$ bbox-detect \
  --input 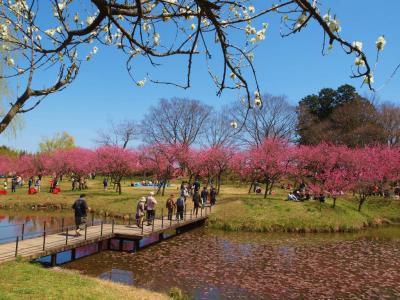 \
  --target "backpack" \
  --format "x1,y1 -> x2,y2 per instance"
176,197 -> 184,208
